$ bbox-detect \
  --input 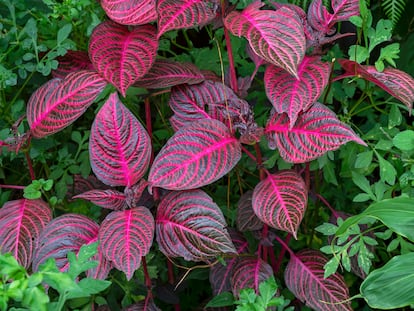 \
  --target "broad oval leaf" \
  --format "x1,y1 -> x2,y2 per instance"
27,70 -> 107,138
90,92 -> 151,187
101,0 -> 157,26
89,21 -> 158,96
0,199 -> 52,268
230,257 -> 273,298
73,189 -> 128,211
148,119 -> 241,191
156,189 -> 236,261
224,3 -> 305,77
252,170 -> 307,238
265,102 -> 366,163
236,190 -> 263,232
134,59 -> 205,89
157,0 -> 218,38
265,56 -> 331,127
284,249 -> 352,311
32,214 -> 111,279
52,50 -> 94,79
99,206 -> 154,280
